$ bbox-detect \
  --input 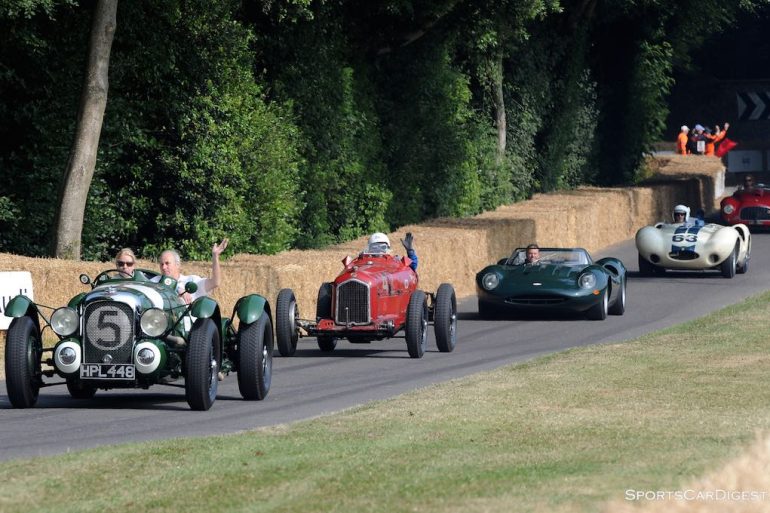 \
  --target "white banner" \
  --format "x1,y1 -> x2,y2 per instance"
1,272 -> 34,330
